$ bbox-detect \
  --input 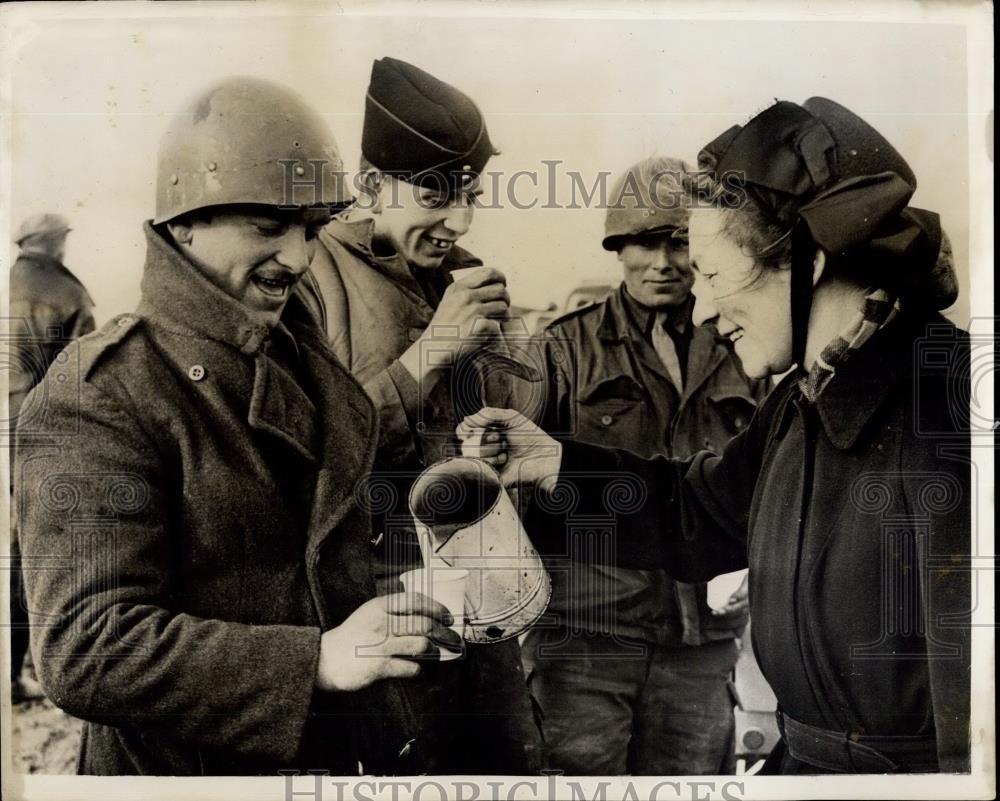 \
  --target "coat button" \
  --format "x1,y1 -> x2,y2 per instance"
188,365 -> 206,381
117,316 -> 132,327
600,414 -> 613,426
